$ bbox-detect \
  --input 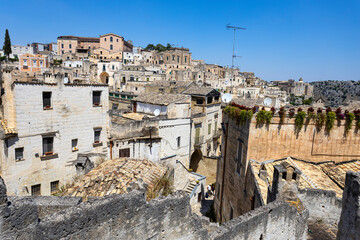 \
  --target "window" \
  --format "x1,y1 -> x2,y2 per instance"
100,51 -> 102,55
93,91 -> 101,106
119,148 -> 130,157
110,36 -> 113,42
177,137 -> 181,148
116,38 -> 119,42
94,129 -> 101,143
39,60 -> 43,67
112,65 -> 114,70
69,50 -> 72,53
23,59 -> 27,66
15,147 -> 24,160
185,56 -> 187,63
31,184 -> 41,196
207,97 -> 213,104
166,56 -> 169,61
43,92 -> 52,109
43,136 -> 54,155
196,98 -> 204,105
236,141 -> 243,174
110,44 -> 113,50
102,65 -> 106,71
208,123 -> 212,135
146,77 -> 150,82
172,55 -> 175,61
61,50 -> 64,54
50,181 -> 59,194
33,60 -> 36,65
71,139 -> 78,151
177,56 -> 180,63
104,38 -> 106,41
61,44 -> 64,48
69,44 -> 72,49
